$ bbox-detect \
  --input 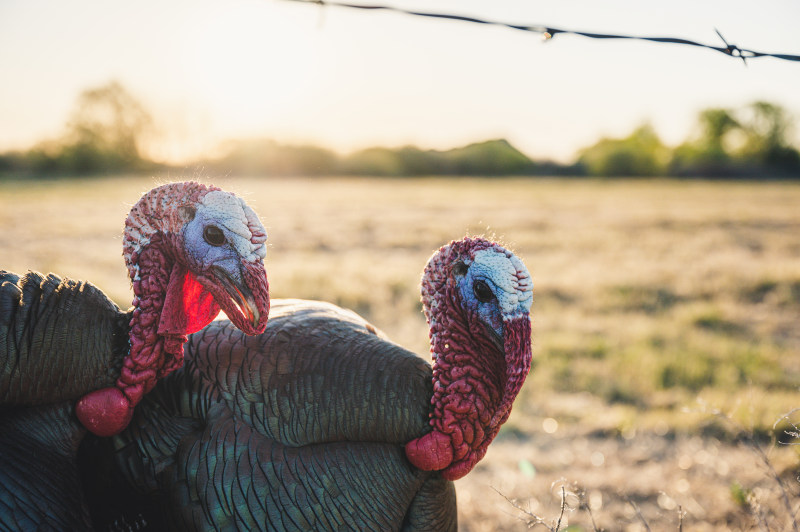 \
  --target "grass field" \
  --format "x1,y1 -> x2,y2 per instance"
1,175 -> 799,530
